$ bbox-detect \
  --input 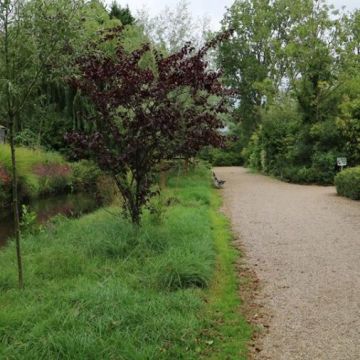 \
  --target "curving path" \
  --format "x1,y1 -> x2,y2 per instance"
215,167 -> 360,360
